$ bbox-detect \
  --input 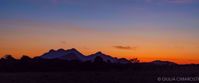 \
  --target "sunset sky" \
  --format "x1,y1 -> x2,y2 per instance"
0,0 -> 199,64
